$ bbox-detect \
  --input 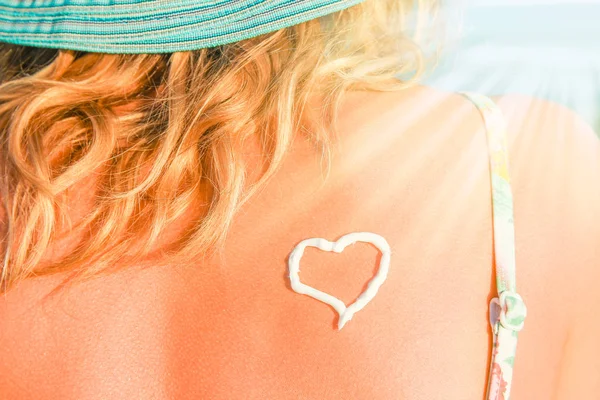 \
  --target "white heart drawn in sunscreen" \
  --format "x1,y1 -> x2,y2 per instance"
288,232 -> 391,330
